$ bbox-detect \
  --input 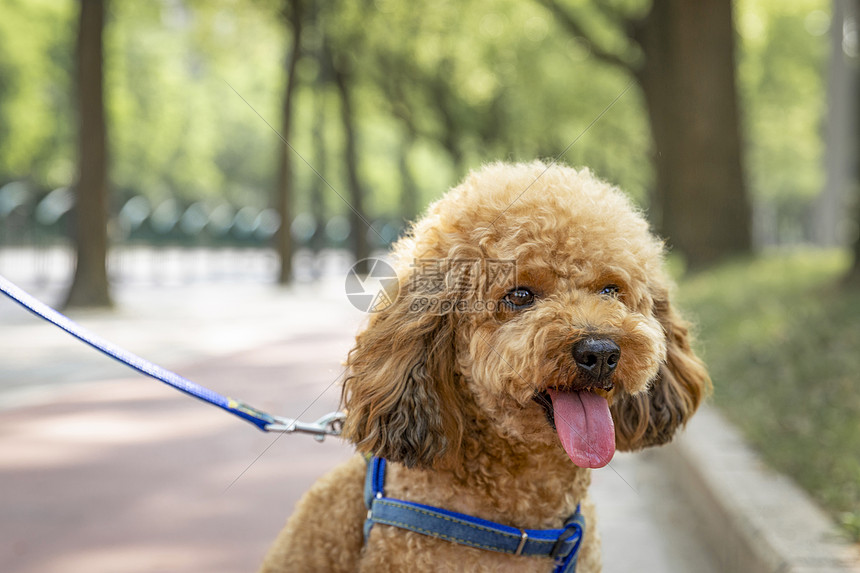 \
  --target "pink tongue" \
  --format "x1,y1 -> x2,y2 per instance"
547,389 -> 615,469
